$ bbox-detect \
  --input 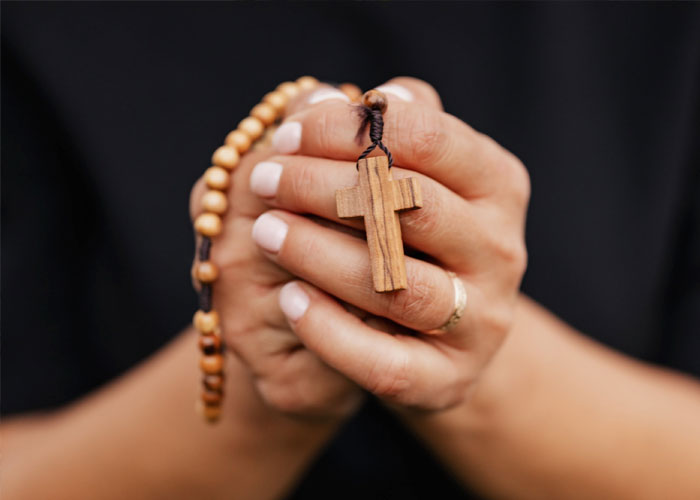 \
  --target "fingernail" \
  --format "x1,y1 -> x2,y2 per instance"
272,122 -> 302,154
375,84 -> 414,102
279,282 -> 309,321
252,213 -> 288,253
308,88 -> 350,105
250,161 -> 283,197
